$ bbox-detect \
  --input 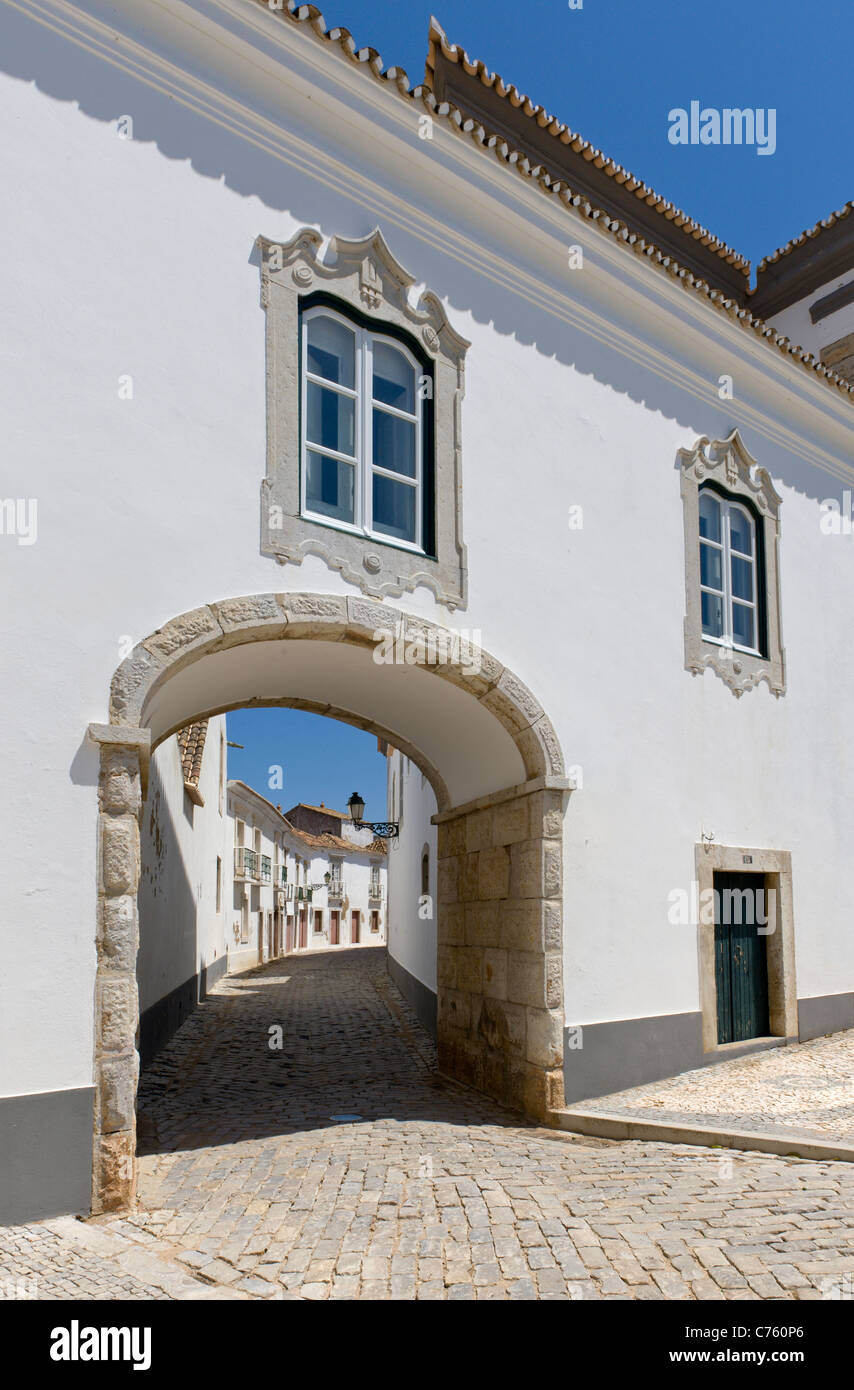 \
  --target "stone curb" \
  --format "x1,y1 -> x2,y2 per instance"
548,1109 -> 854,1164
41,1216 -> 253,1299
